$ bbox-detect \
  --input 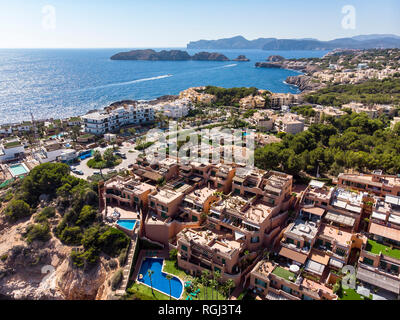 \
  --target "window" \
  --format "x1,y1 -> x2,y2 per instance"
192,216 -> 198,222
335,247 -> 346,257
222,258 -> 226,265
255,278 -> 267,288
363,257 -> 374,266
134,196 -> 139,203
150,201 -> 155,208
286,238 -> 294,245
251,236 -> 260,243
181,245 -> 188,251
